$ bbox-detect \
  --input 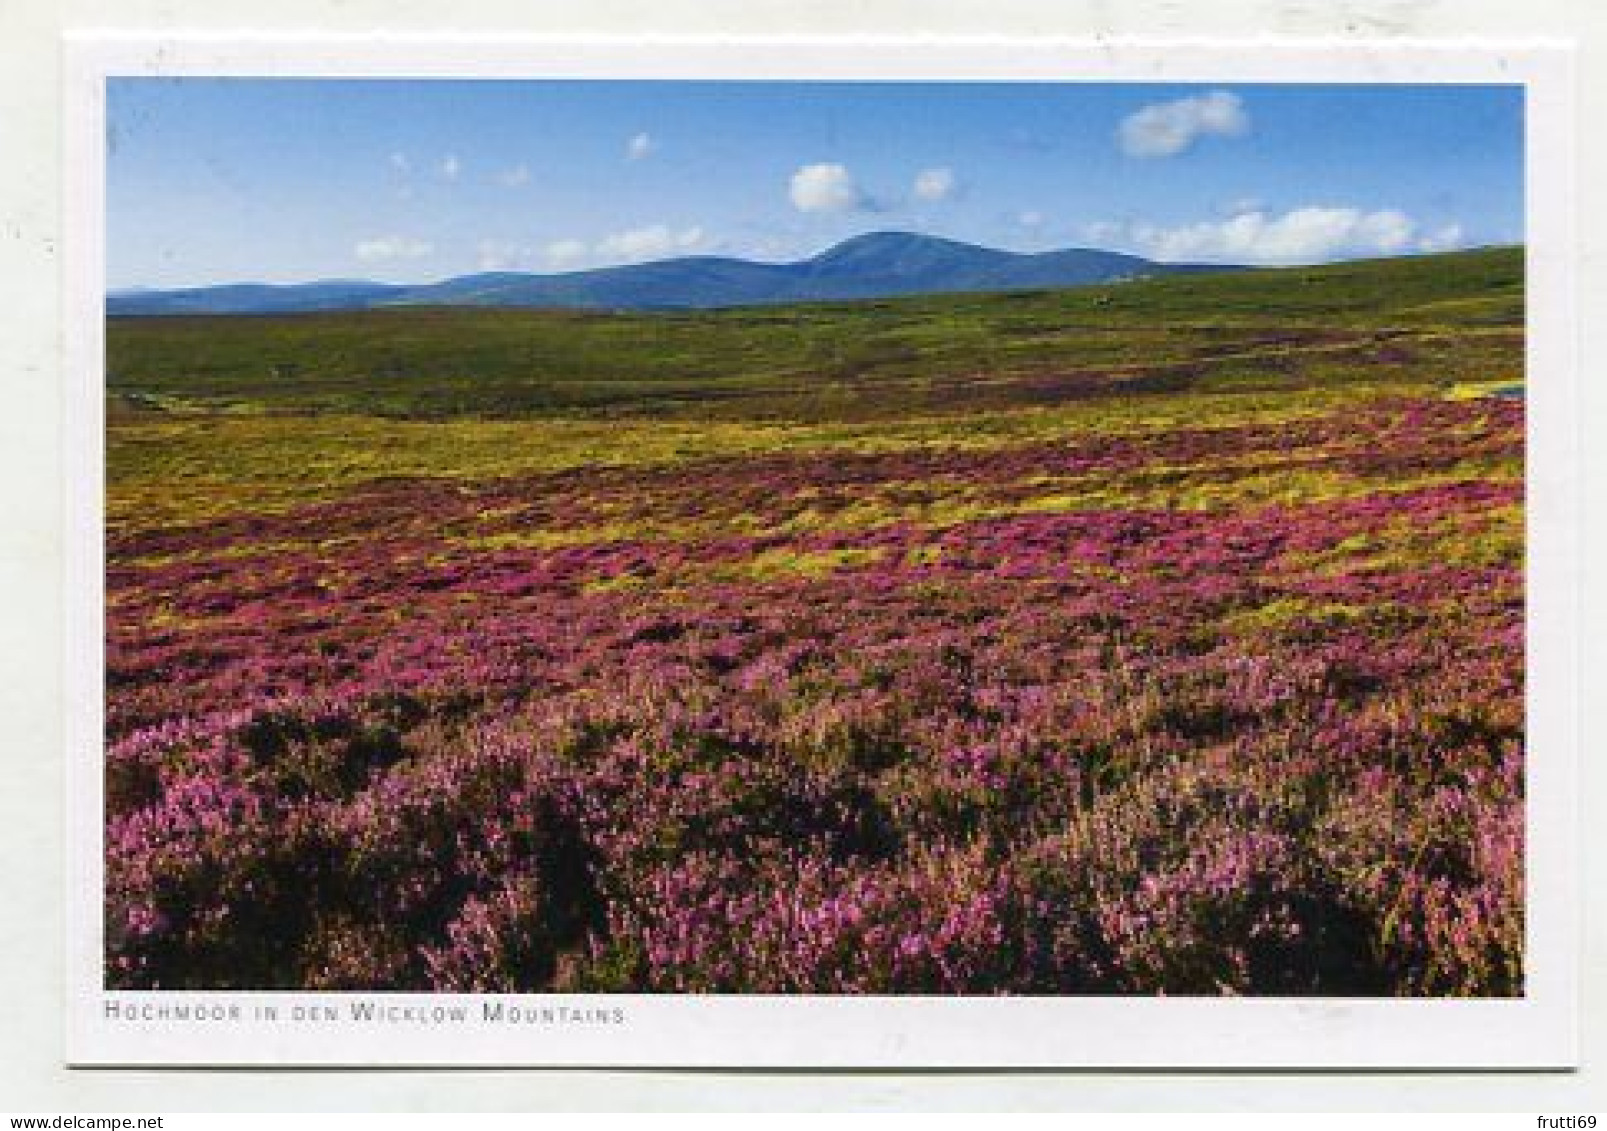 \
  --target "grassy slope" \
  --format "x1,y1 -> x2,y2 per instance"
105,248 -> 1524,529
105,251 -> 1526,996
107,248 -> 1523,419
